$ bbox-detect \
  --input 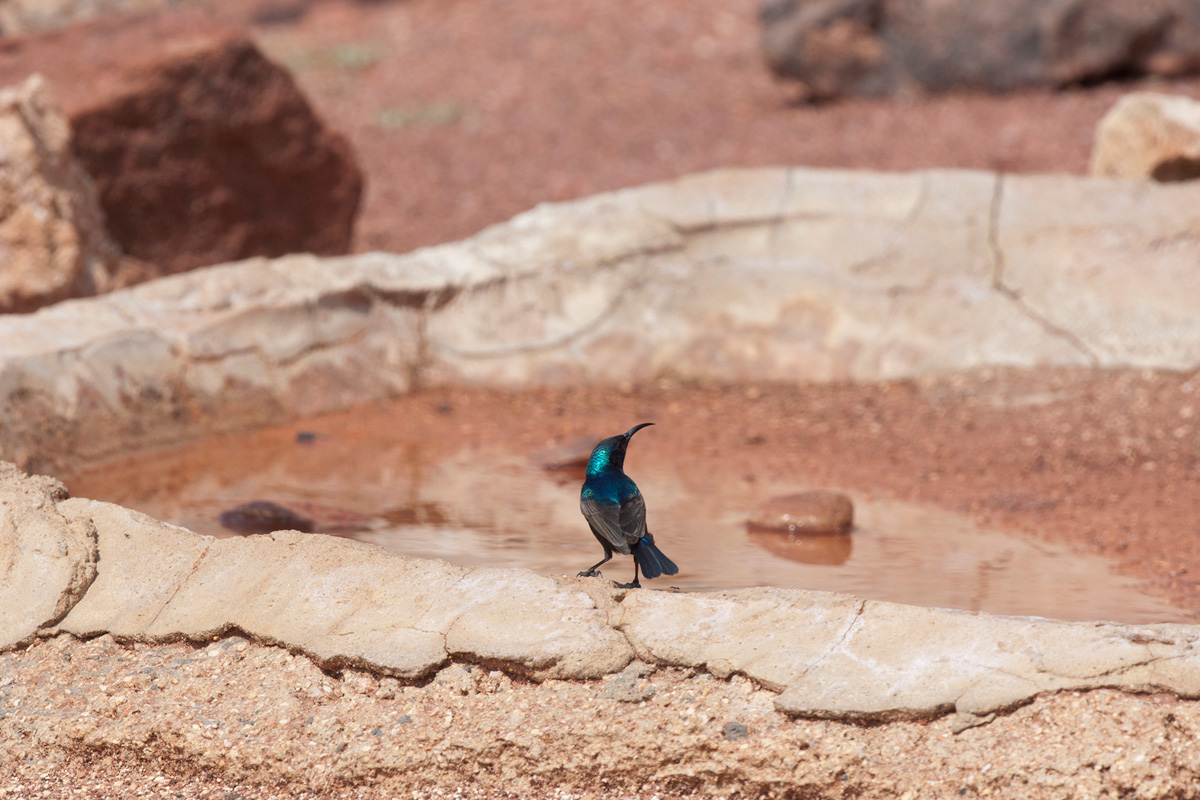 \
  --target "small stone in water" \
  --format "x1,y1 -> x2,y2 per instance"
218,501 -> 315,534
747,491 -> 854,535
